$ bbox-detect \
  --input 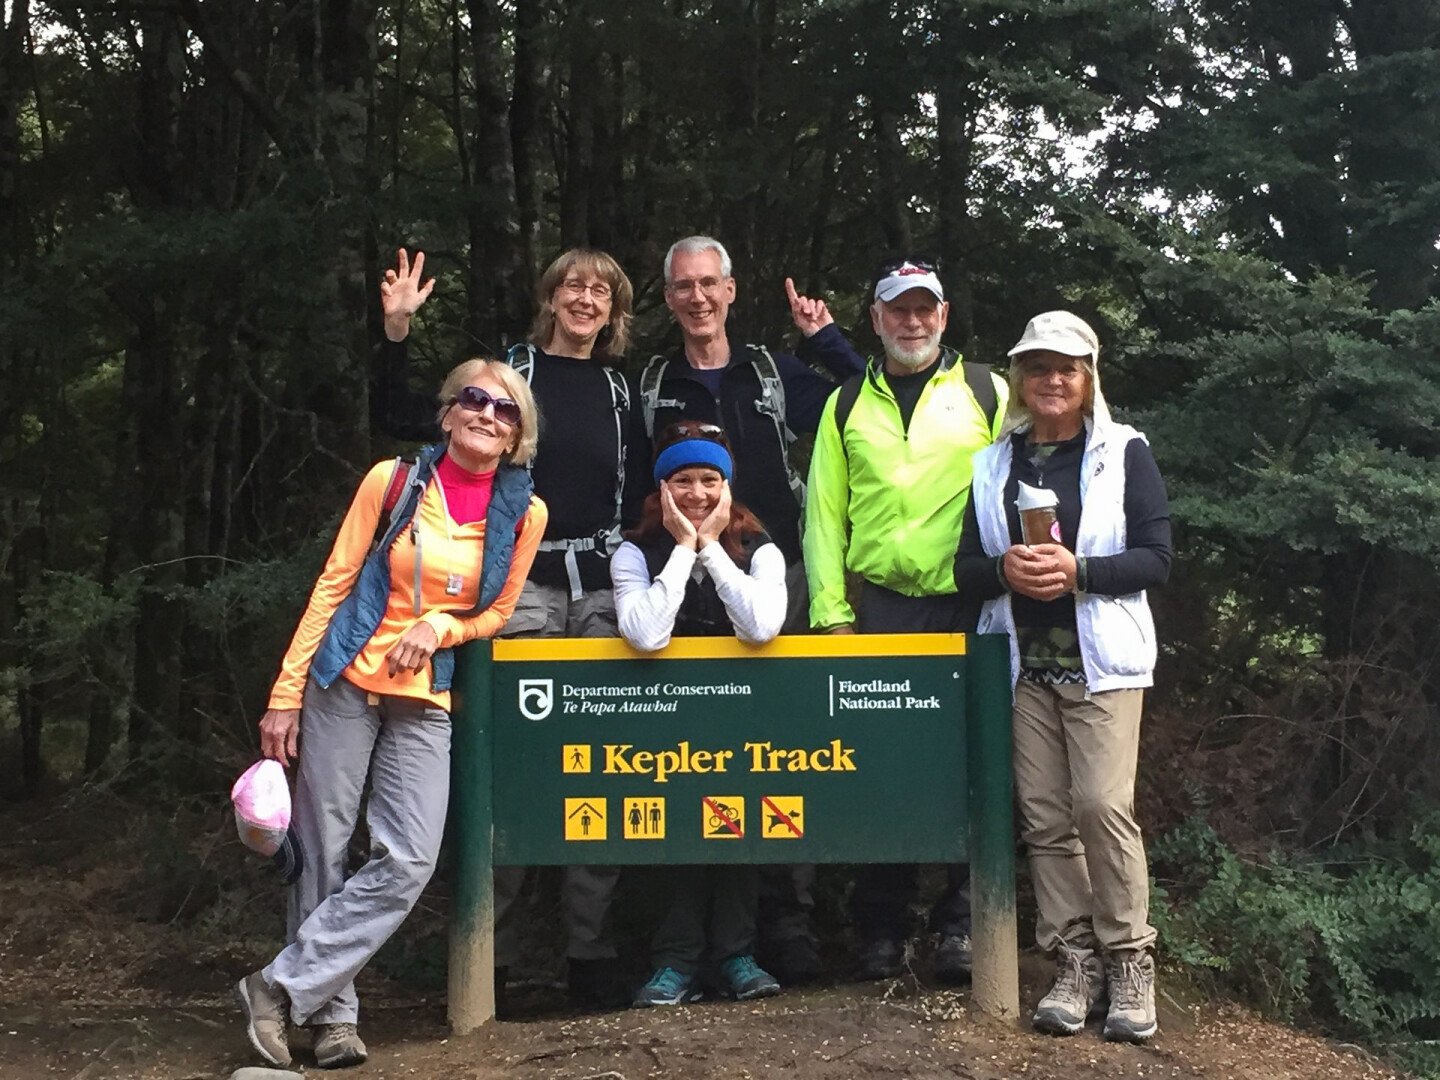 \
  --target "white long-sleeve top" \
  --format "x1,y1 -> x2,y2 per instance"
611,538 -> 787,651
